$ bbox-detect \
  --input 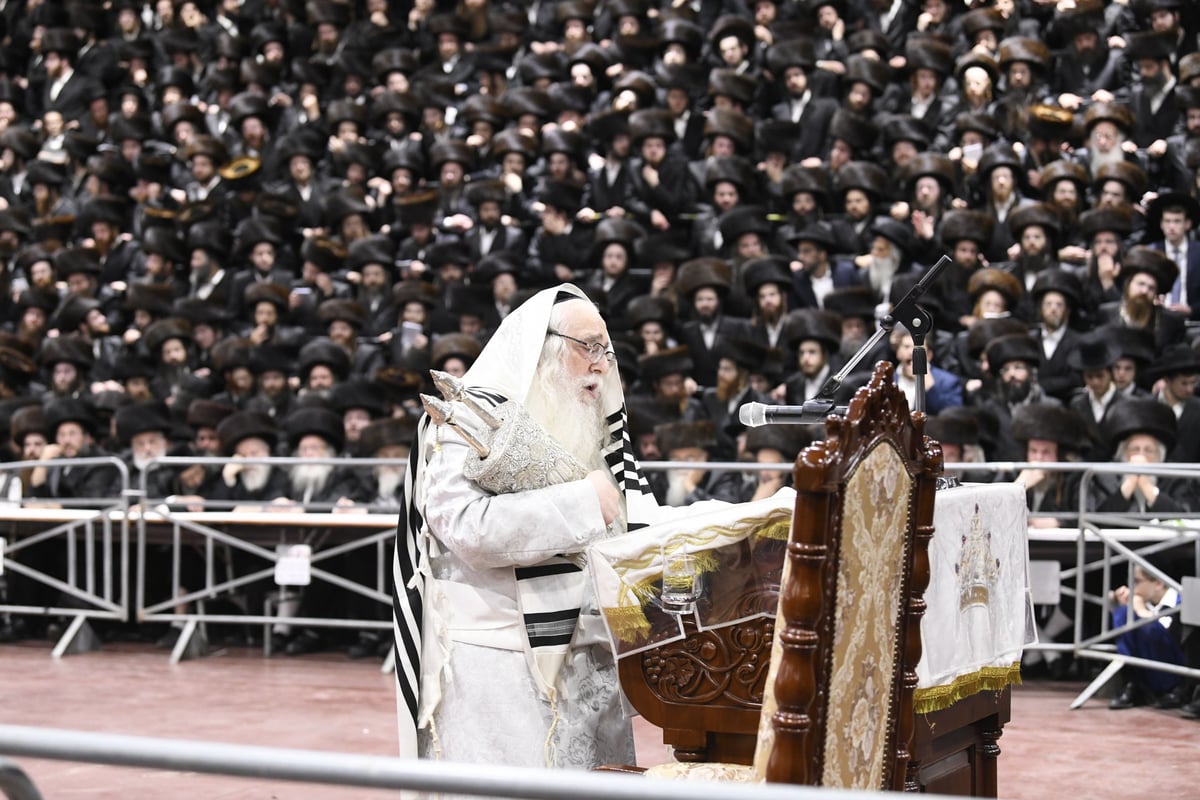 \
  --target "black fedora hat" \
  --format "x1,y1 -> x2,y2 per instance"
1143,343 -> 1200,383
1102,398 -> 1177,452
1066,332 -> 1122,372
